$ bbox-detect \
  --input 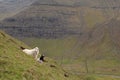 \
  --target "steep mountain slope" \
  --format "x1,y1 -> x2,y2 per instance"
0,0 -> 120,79
1,0 -> 120,38
0,1 -> 106,38
0,0 -> 120,21
0,30 -> 80,80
